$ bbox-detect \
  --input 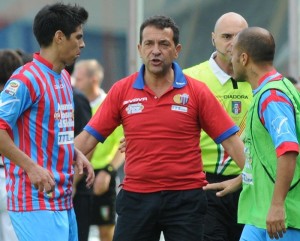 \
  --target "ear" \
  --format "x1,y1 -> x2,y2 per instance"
54,30 -> 65,44
211,32 -> 215,46
240,53 -> 249,66
174,44 -> 182,59
137,44 -> 142,58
